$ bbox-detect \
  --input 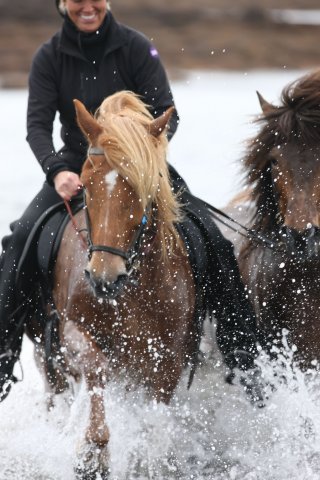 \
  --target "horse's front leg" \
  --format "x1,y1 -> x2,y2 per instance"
85,348 -> 109,446
76,337 -> 111,479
